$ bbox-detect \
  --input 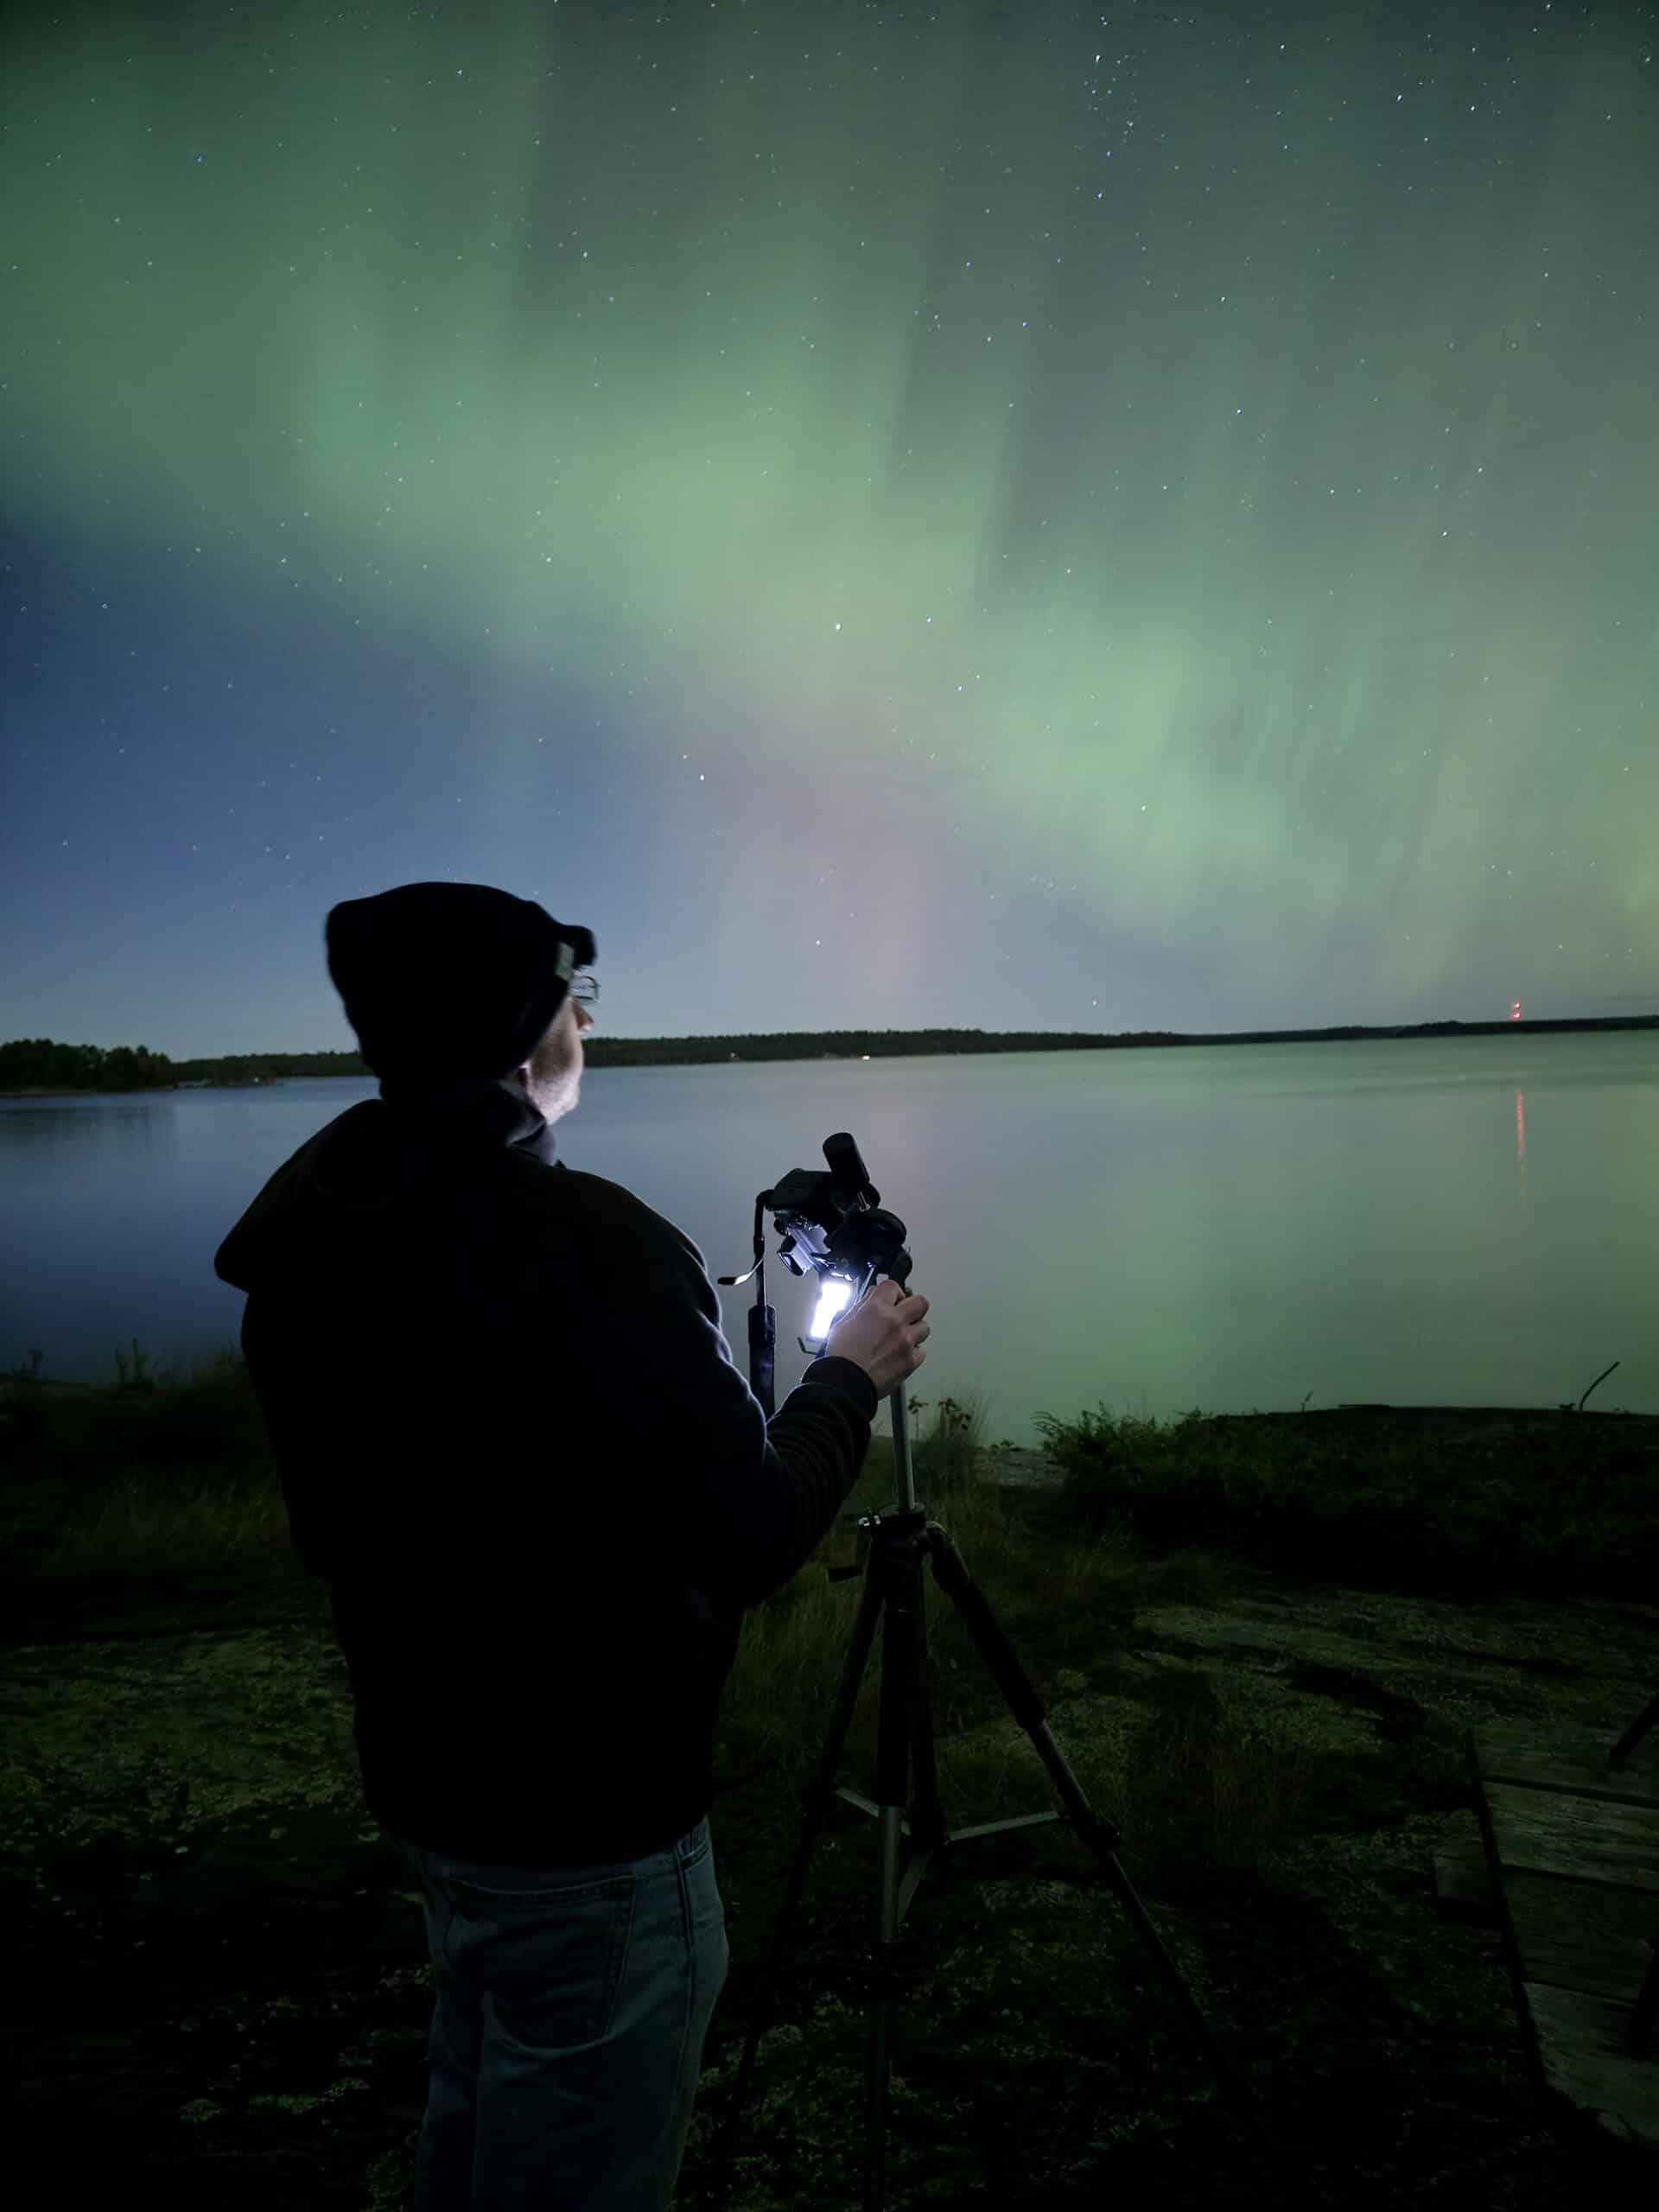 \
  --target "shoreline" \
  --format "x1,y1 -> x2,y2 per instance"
10,1369 -> 1658,1432
4,1012 -> 1657,1095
